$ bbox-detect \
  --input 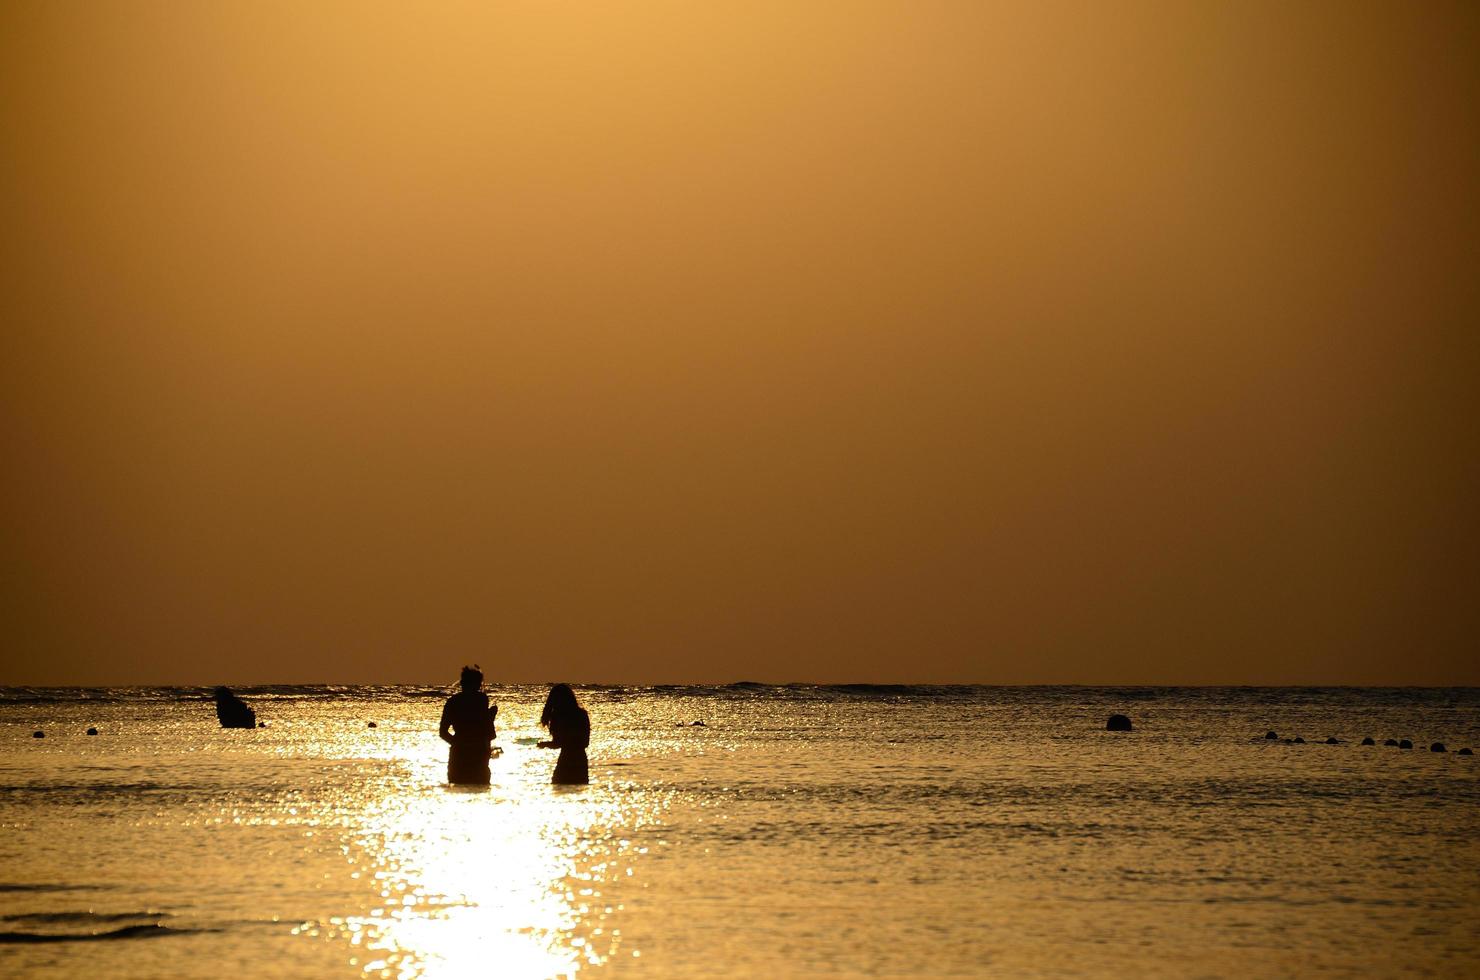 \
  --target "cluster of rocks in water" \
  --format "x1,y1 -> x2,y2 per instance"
1259,730 -> 1471,754
1098,716 -> 1471,755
